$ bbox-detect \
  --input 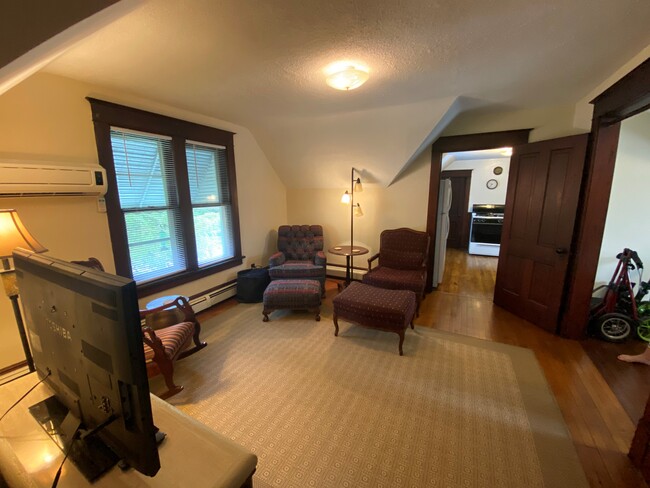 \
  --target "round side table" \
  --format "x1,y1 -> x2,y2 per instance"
328,245 -> 369,287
